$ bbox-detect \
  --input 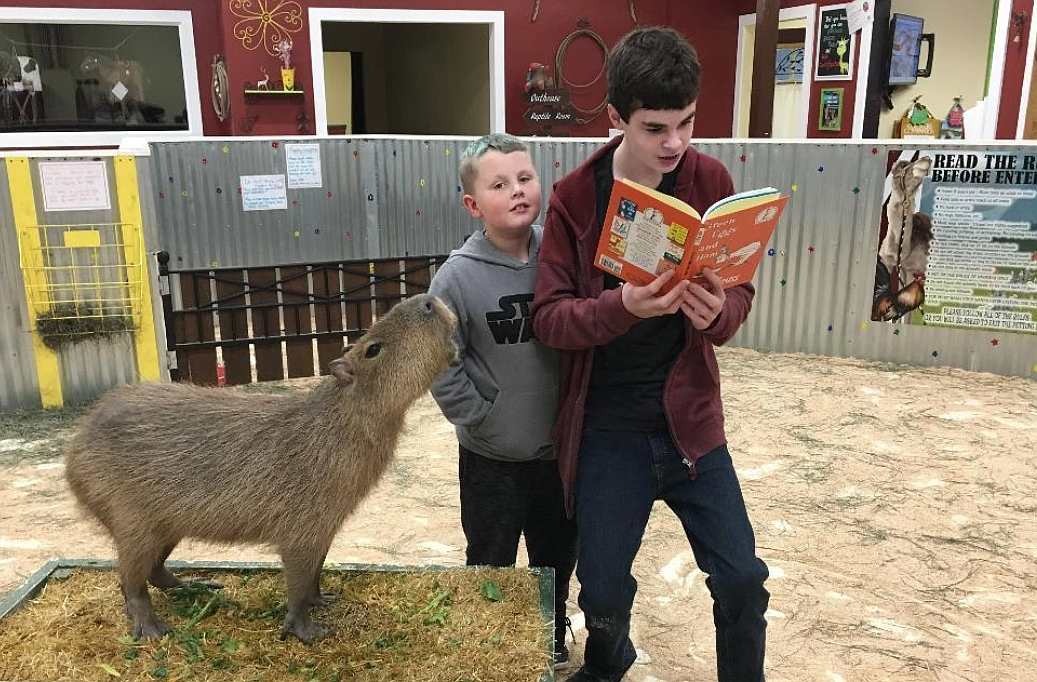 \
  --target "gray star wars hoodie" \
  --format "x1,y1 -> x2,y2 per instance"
429,226 -> 558,462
